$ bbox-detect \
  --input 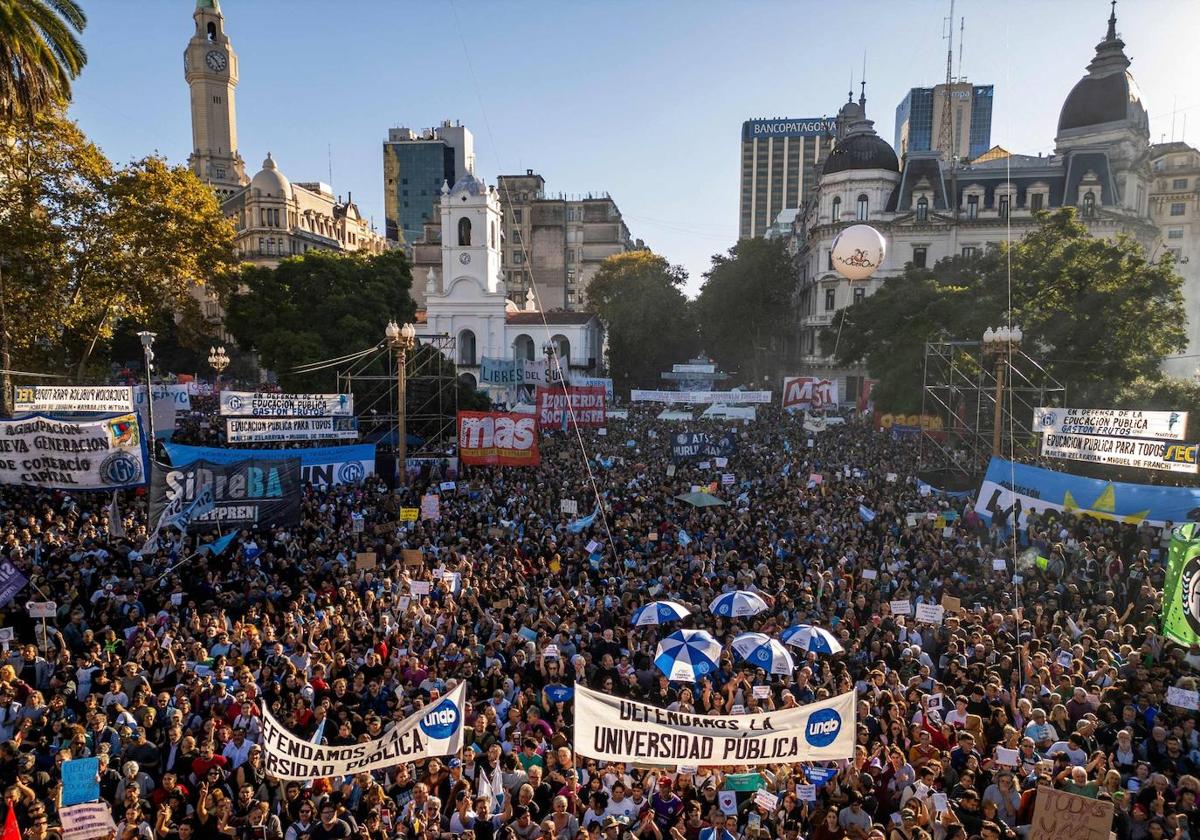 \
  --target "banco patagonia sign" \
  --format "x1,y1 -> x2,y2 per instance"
742,118 -> 838,141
